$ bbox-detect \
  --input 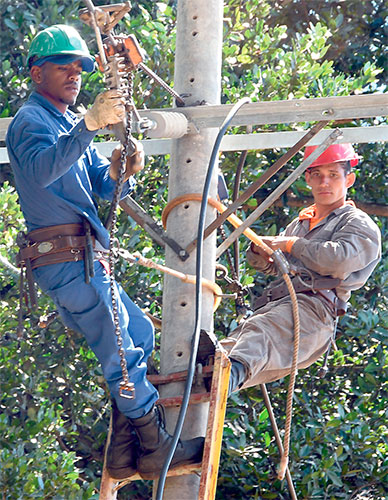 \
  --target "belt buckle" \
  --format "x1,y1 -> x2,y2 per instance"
37,241 -> 54,254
